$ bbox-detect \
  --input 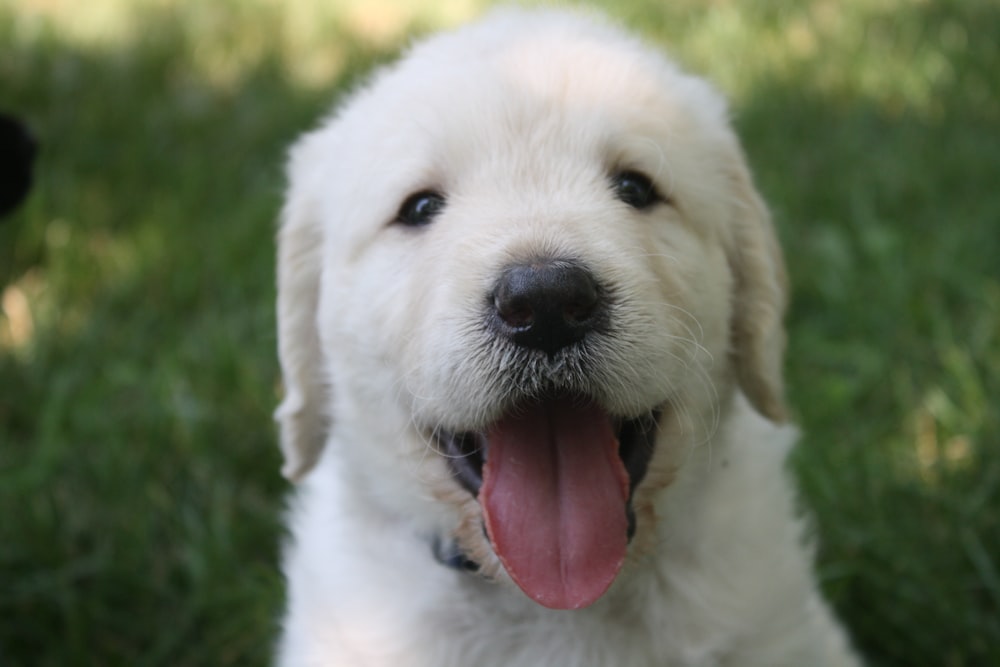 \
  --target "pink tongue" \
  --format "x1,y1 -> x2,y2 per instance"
480,398 -> 630,610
